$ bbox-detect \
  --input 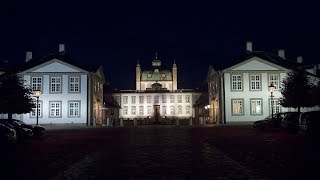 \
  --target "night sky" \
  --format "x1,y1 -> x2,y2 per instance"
0,1 -> 319,89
